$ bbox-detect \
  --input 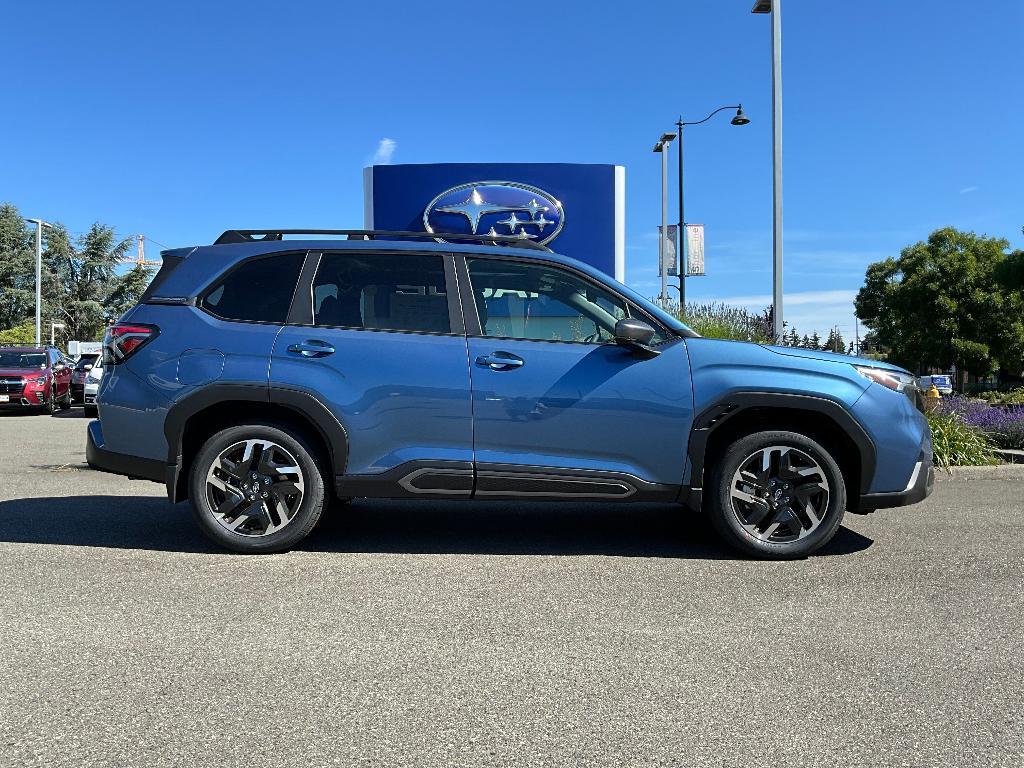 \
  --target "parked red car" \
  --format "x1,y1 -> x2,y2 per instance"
0,346 -> 73,414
